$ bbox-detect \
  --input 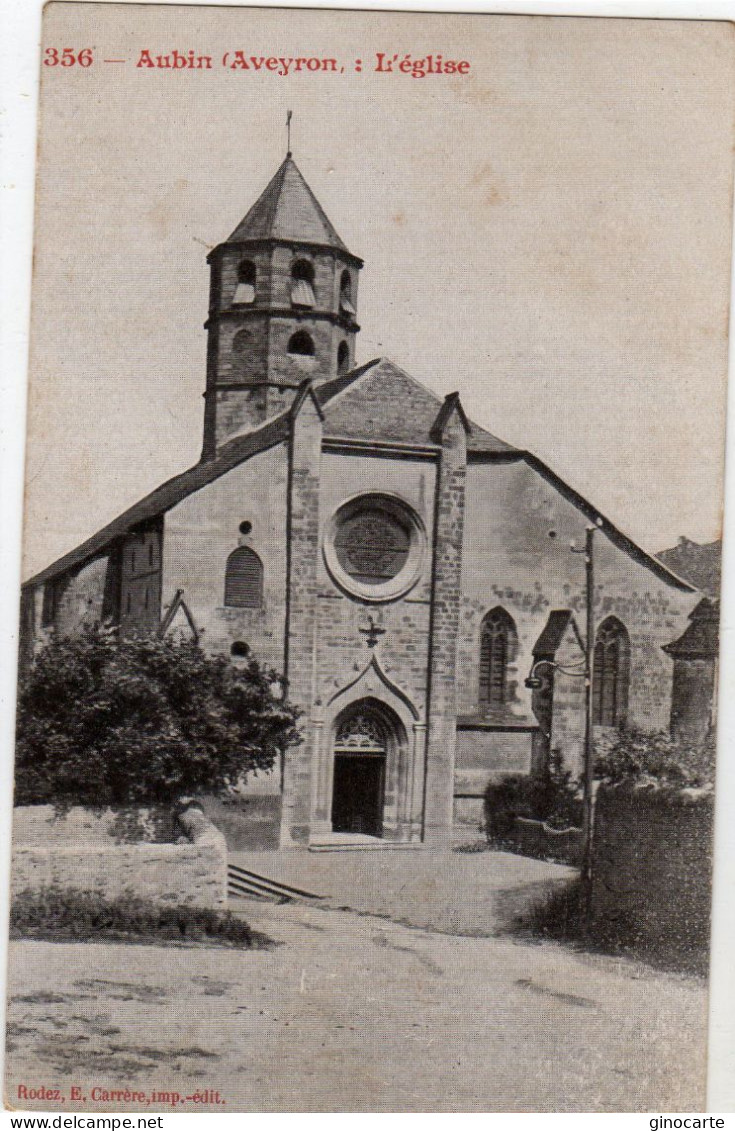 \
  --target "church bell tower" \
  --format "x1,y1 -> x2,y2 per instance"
202,154 -> 363,458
